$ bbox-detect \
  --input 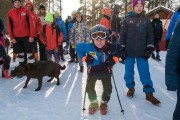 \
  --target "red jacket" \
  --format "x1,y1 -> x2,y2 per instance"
100,17 -> 111,30
8,7 -> 35,40
39,24 -> 63,50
